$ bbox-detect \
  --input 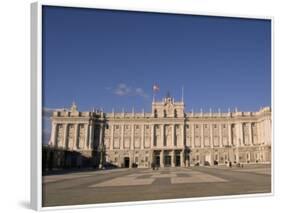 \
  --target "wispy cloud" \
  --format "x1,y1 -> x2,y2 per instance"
135,87 -> 148,98
109,83 -> 149,98
114,83 -> 131,96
